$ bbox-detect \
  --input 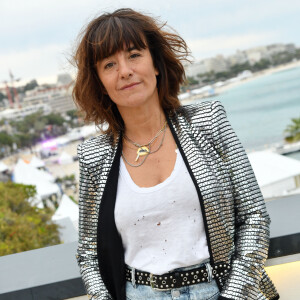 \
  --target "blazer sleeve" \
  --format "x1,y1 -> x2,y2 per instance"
76,143 -> 112,300
210,100 -> 271,300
